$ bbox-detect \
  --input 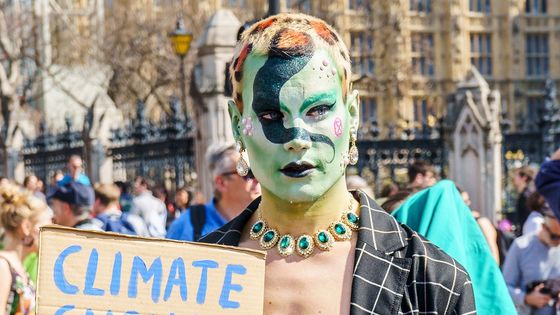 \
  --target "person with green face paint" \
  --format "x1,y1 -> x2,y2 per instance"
201,13 -> 475,314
